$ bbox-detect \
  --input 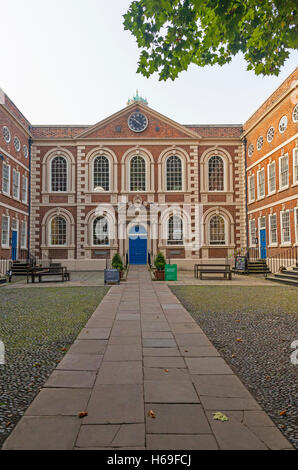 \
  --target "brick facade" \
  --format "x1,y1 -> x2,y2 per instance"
0,67 -> 297,272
